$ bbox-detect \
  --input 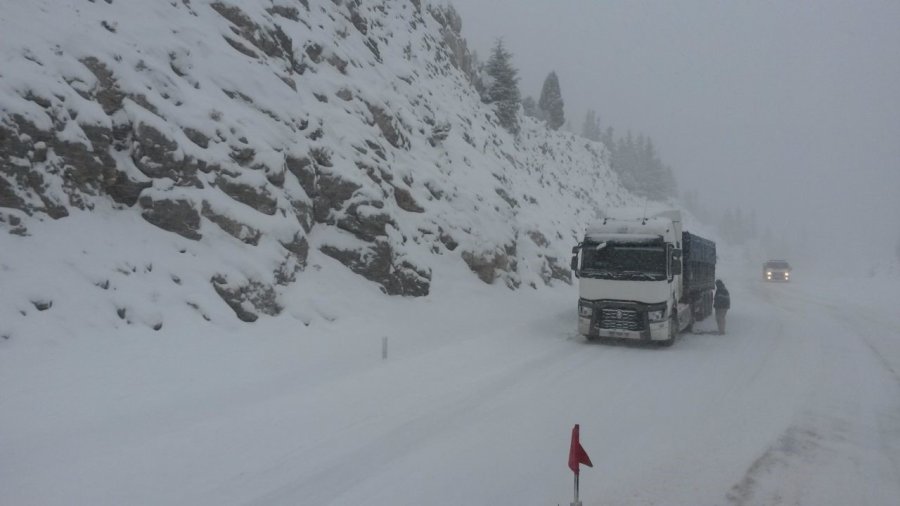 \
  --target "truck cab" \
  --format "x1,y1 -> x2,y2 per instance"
571,210 -> 715,346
